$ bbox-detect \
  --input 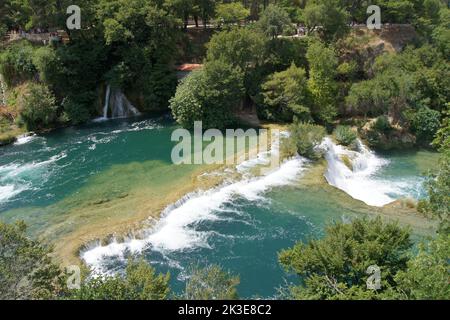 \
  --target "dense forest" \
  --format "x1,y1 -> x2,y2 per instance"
0,0 -> 449,300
